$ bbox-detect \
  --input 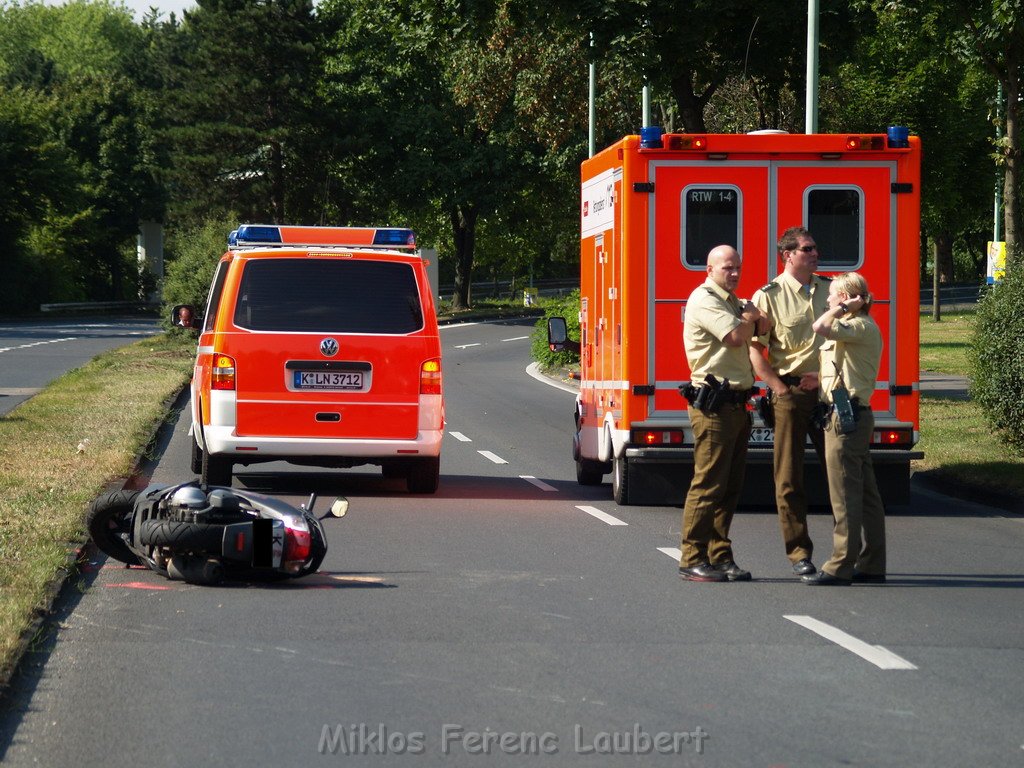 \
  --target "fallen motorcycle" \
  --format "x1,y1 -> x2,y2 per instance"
86,481 -> 345,585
